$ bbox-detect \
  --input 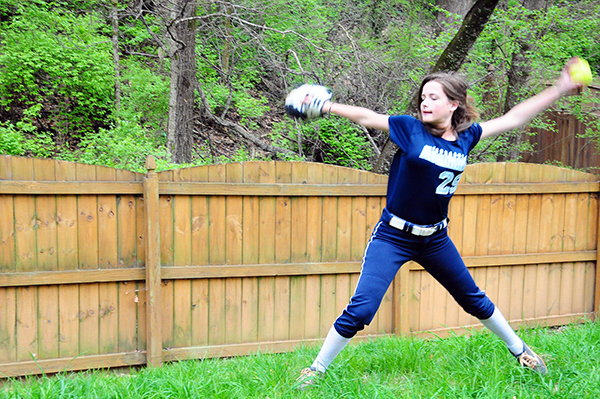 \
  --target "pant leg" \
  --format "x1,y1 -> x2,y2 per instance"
334,222 -> 417,338
415,230 -> 495,320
